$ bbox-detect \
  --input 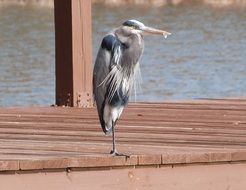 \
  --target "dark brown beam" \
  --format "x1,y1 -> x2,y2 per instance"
54,0 -> 93,107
